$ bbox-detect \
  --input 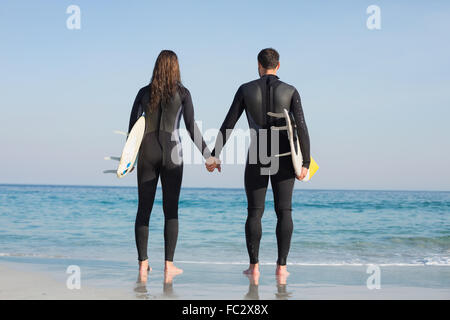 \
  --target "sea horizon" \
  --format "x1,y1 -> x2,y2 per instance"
1,183 -> 449,193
